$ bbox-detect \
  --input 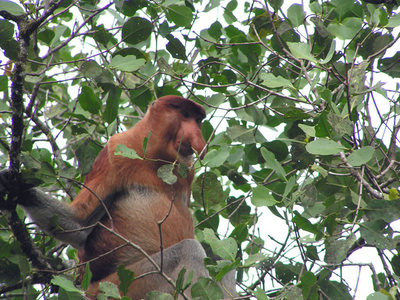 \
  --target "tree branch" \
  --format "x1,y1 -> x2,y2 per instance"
339,152 -> 384,199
